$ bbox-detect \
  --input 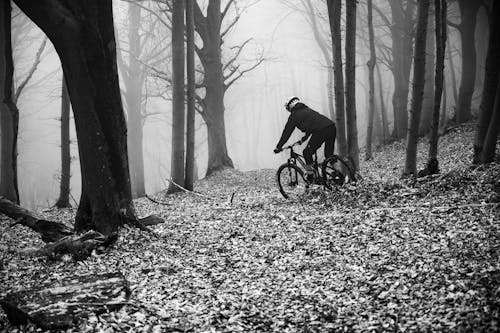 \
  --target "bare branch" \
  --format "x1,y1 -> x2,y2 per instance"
14,36 -> 48,103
